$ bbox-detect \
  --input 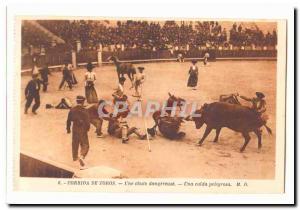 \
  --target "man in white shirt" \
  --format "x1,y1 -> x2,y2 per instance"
132,67 -> 145,101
